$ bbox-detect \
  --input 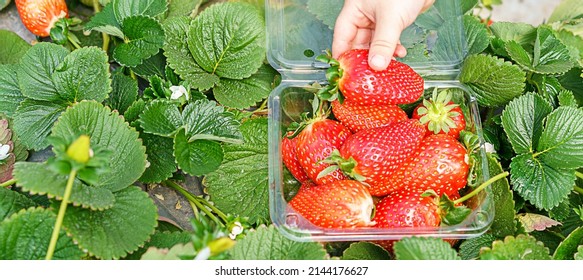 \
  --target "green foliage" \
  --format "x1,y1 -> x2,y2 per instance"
204,118 -> 269,224
486,154 -> 517,237
393,237 -> 460,260
0,64 -> 24,117
139,133 -> 176,183
0,30 -> 31,65
306,0 -> 343,30
0,208 -> 84,260
0,187 -> 36,220
553,226 -> 583,260
106,72 -> 138,115
229,225 -> 328,260
124,231 -> 192,260
341,242 -> 391,260
479,235 -> 552,260
459,234 -> 497,260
